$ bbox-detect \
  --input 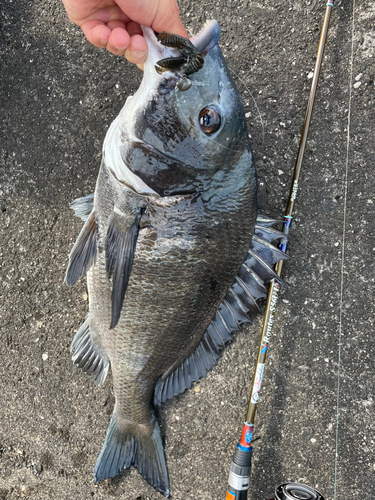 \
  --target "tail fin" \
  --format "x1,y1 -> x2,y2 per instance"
94,413 -> 169,497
